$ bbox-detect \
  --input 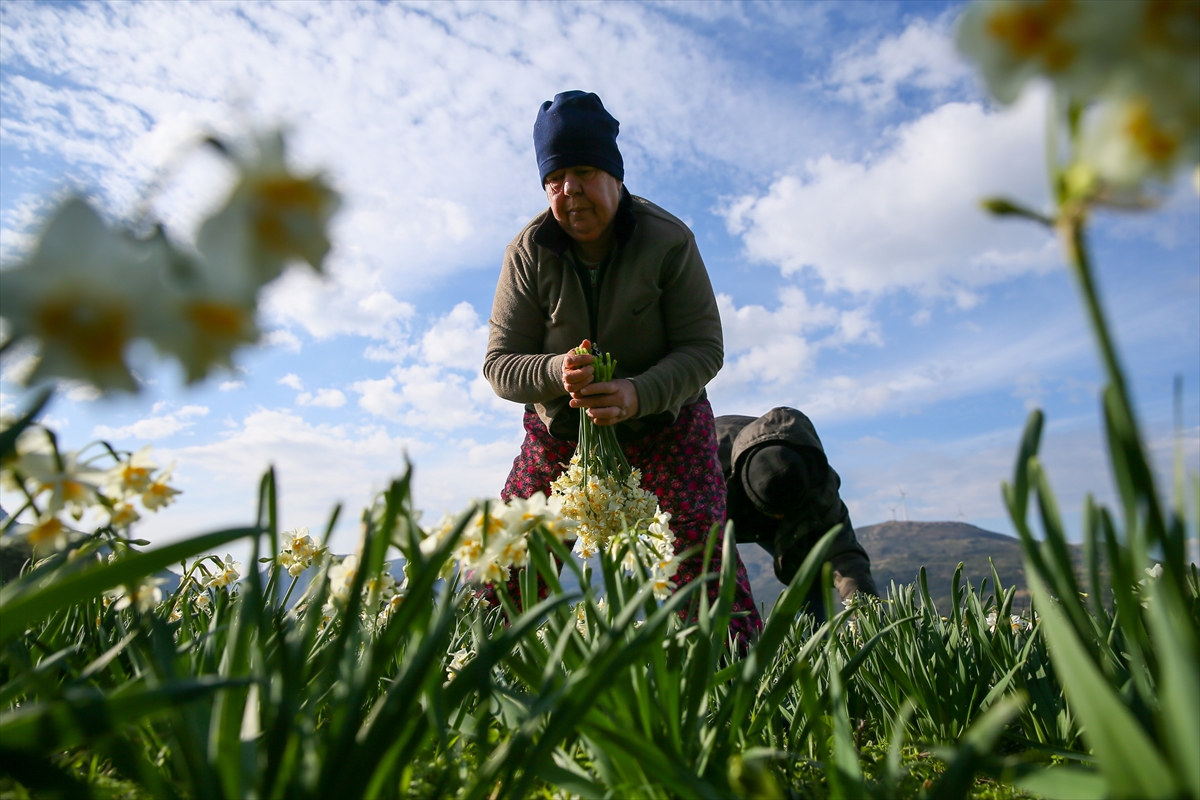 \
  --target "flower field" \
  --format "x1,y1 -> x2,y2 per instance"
2,1 -> 1198,797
